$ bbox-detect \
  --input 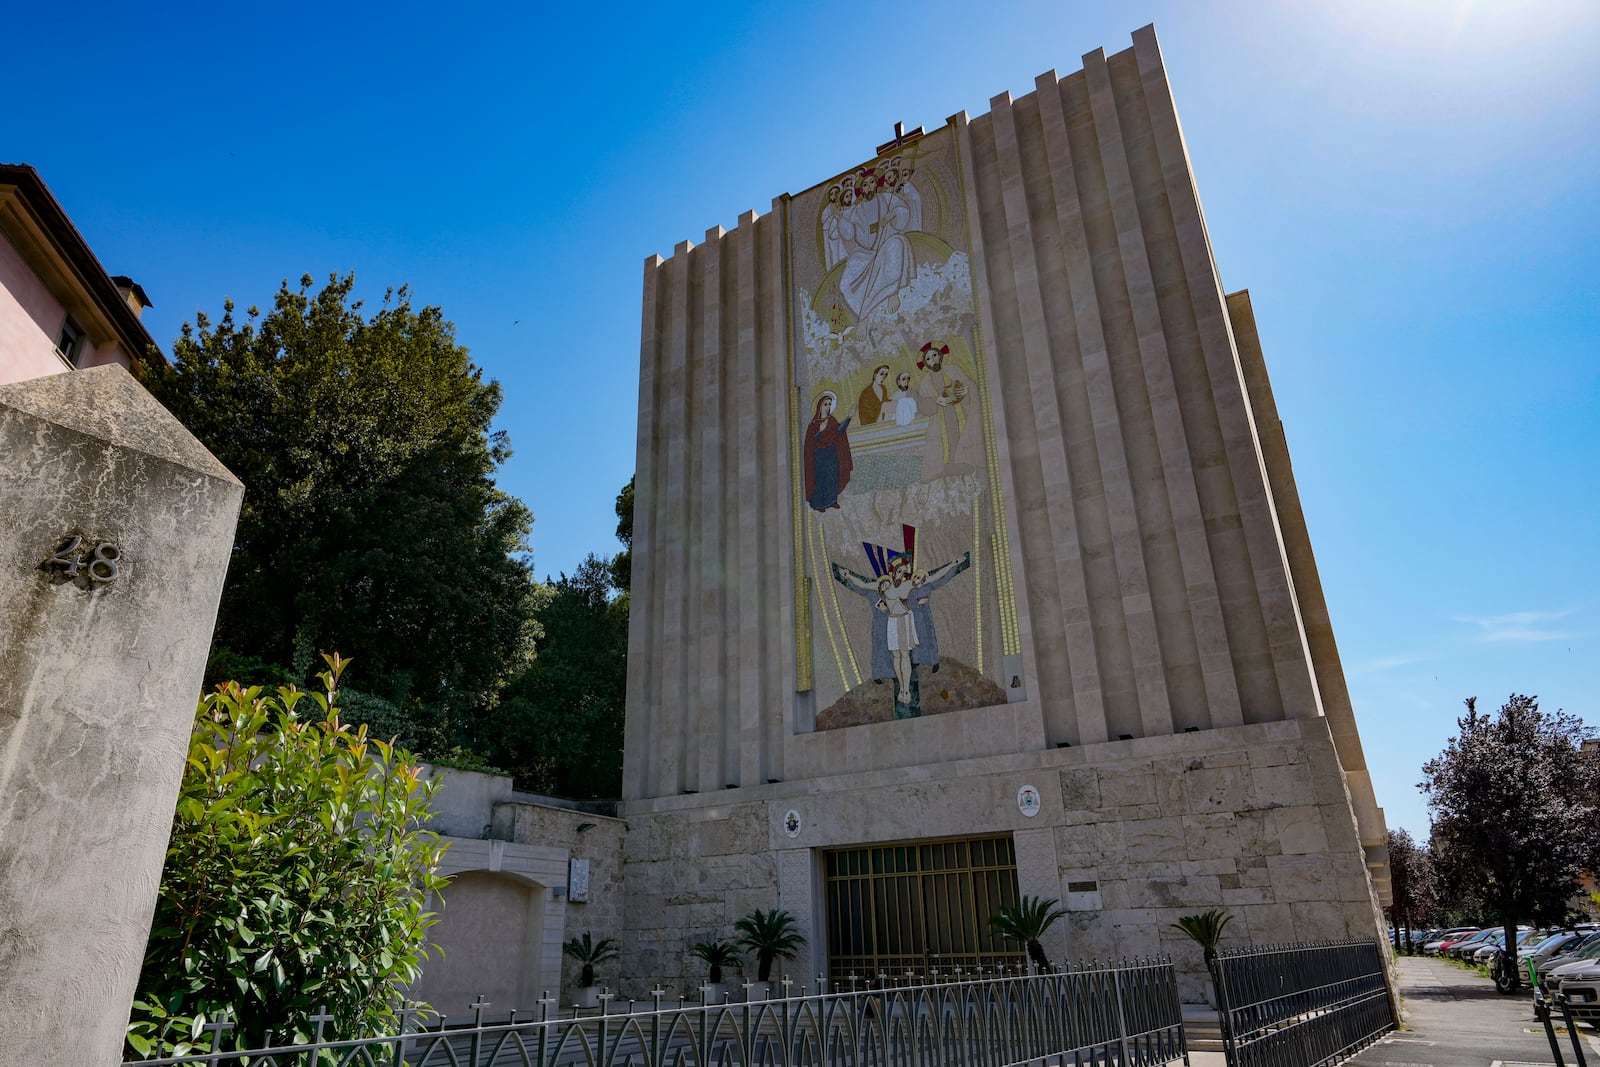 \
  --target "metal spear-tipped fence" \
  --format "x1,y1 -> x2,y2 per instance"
1211,939 -> 1395,1067
121,957 -> 1189,1067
